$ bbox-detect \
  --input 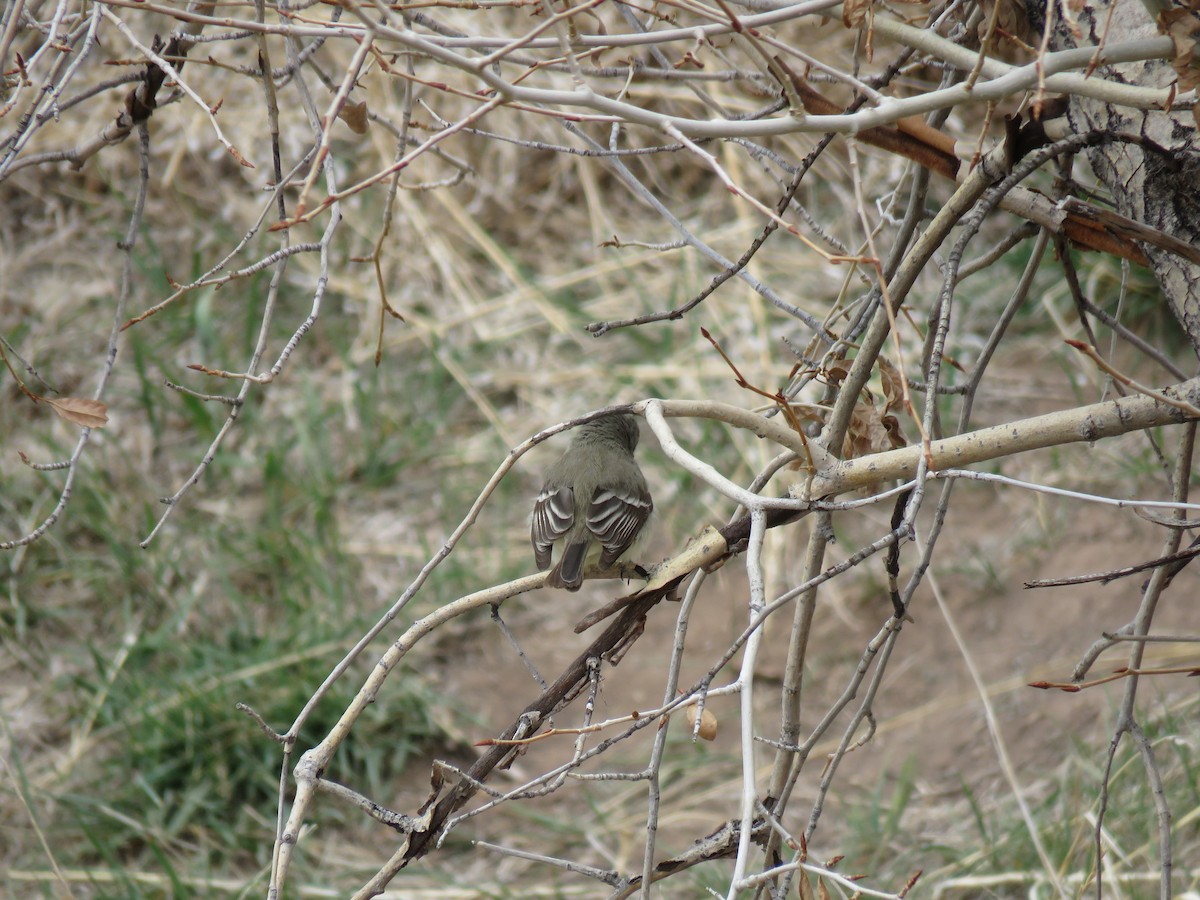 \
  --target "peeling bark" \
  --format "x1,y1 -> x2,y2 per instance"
1038,0 -> 1200,355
